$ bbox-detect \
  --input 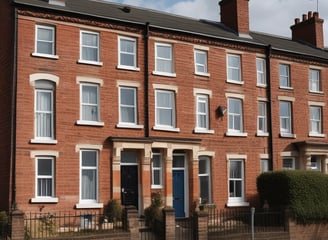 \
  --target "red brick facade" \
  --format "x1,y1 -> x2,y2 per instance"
1,0 -> 328,218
